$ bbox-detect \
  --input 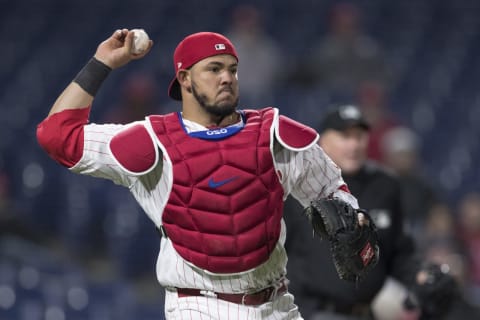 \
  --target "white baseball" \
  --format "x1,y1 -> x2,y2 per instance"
131,29 -> 149,54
